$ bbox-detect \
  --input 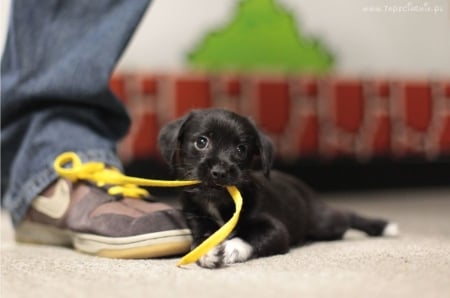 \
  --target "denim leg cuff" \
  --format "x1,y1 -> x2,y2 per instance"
3,149 -> 123,226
